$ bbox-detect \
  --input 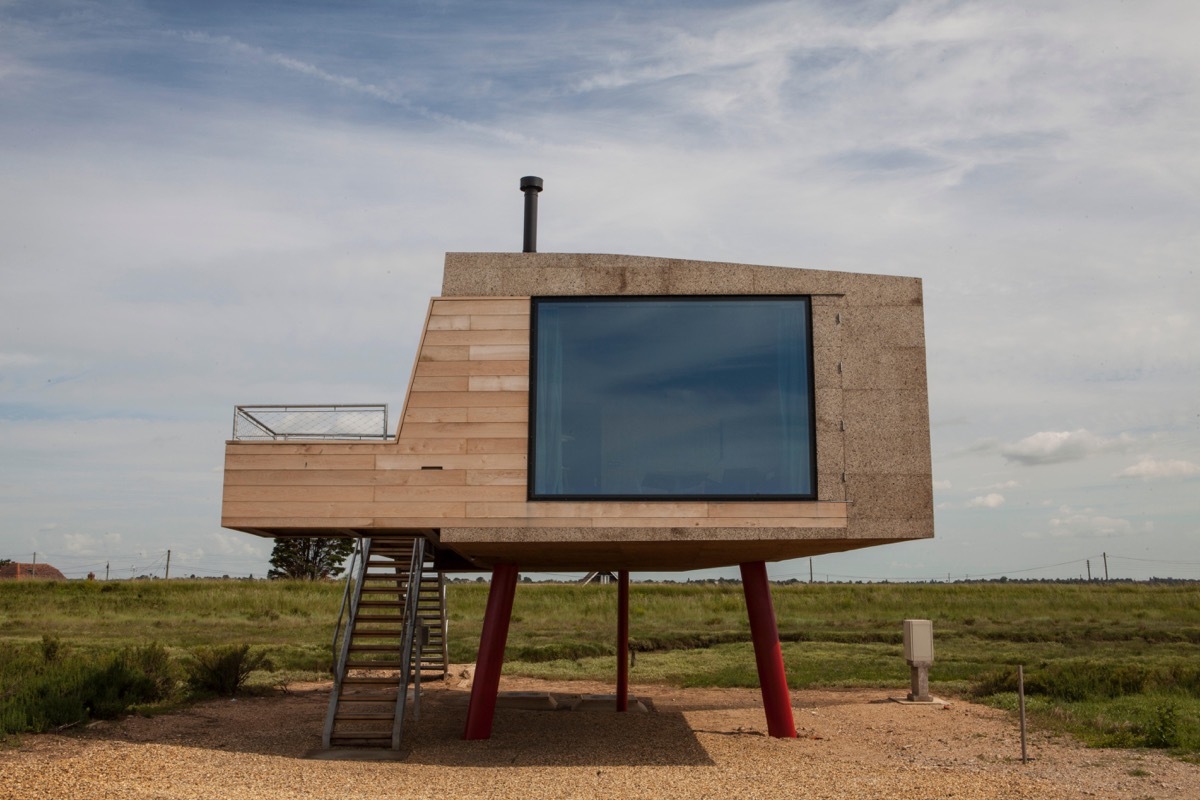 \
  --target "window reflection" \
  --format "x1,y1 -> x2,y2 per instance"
531,297 -> 815,499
